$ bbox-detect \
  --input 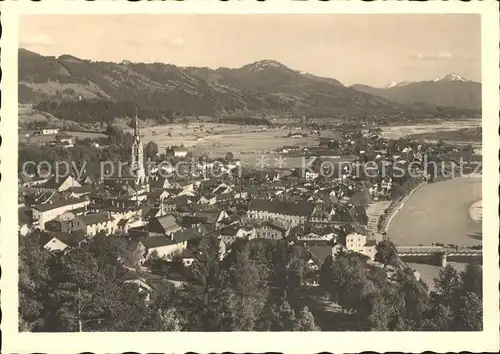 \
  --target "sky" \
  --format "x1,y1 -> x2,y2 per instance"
19,14 -> 481,87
